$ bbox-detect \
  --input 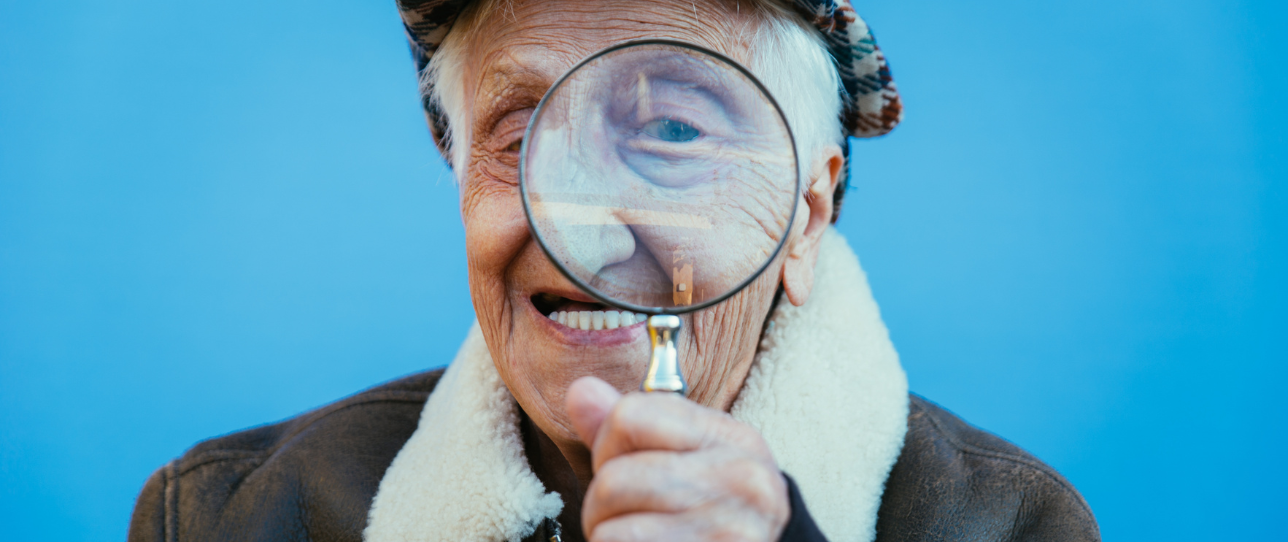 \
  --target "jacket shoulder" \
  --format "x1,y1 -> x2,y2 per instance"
128,368 -> 445,542
875,395 -> 1100,542
181,369 -> 442,458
